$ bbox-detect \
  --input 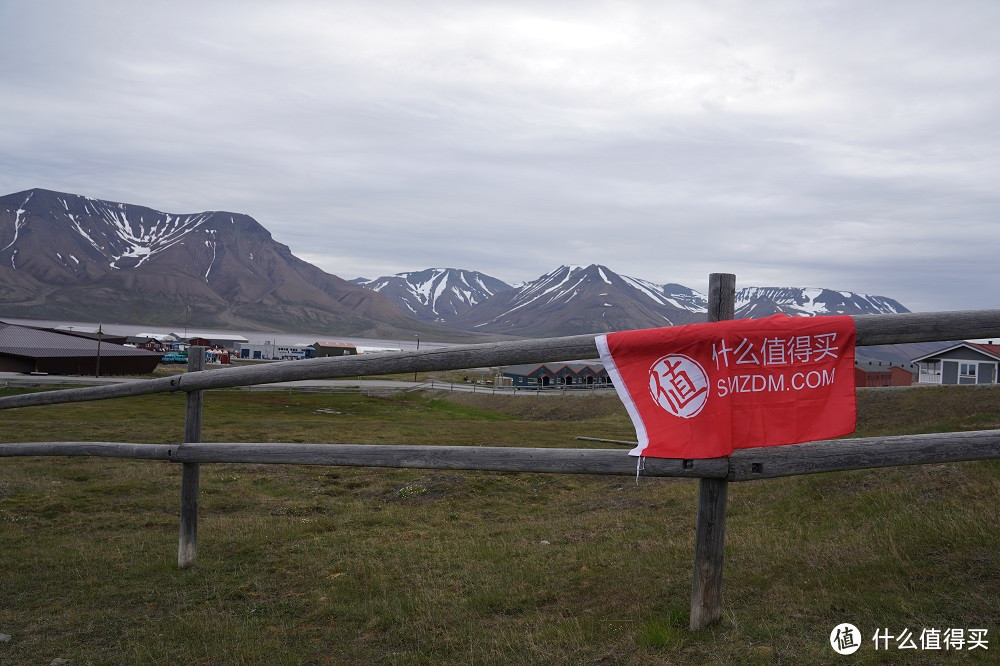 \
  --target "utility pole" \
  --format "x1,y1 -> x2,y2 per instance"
413,335 -> 420,382
95,322 -> 103,378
